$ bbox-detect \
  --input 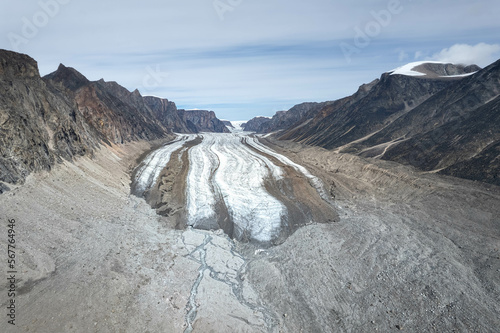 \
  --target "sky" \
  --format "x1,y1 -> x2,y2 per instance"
1,0 -> 500,120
